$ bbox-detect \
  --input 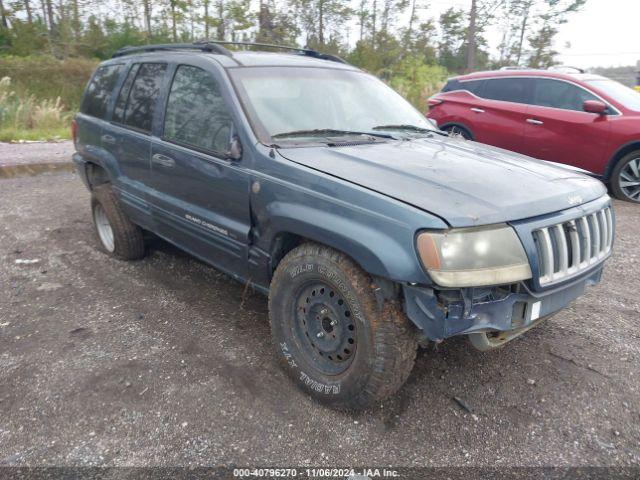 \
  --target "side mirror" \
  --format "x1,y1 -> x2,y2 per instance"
583,100 -> 608,115
226,135 -> 242,161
